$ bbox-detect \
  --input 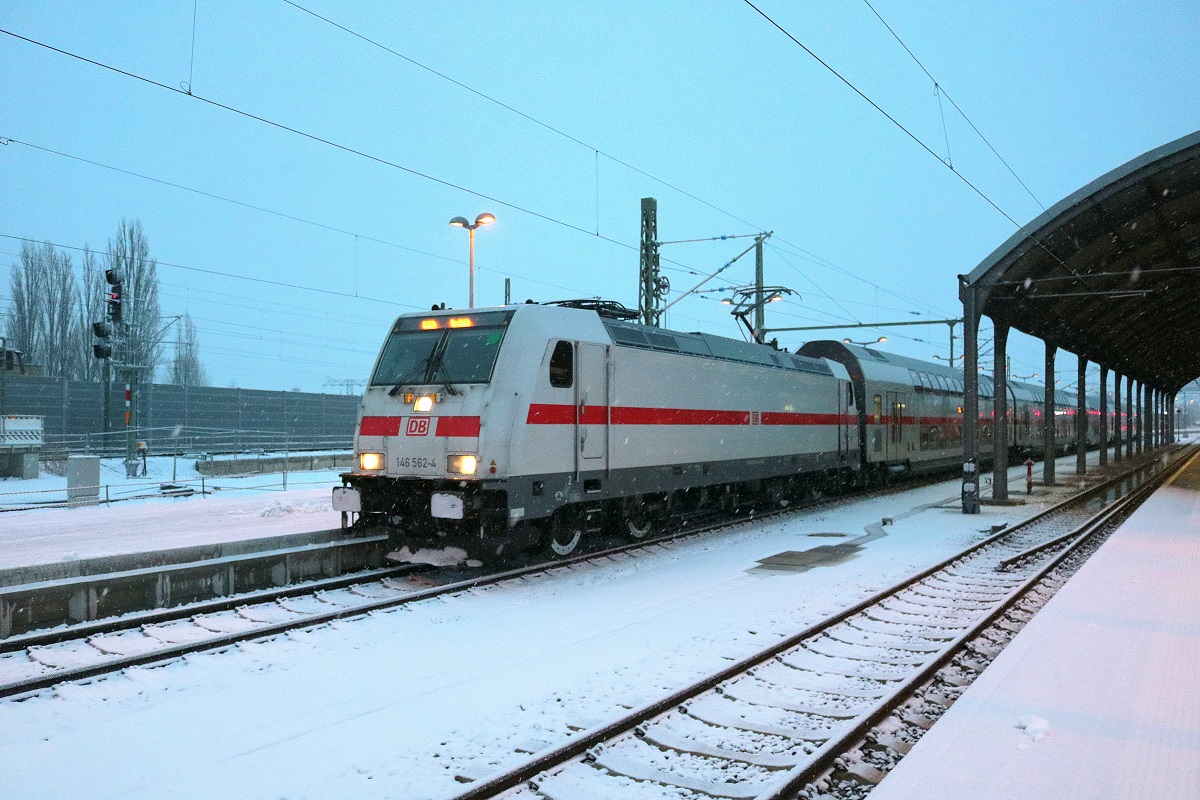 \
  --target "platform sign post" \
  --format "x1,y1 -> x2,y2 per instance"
1025,458 -> 1035,494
